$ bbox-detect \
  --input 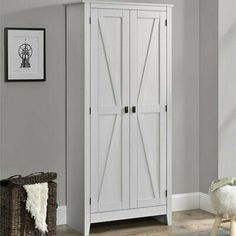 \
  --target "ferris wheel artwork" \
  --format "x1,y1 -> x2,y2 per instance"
18,39 -> 33,68
5,28 -> 46,82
